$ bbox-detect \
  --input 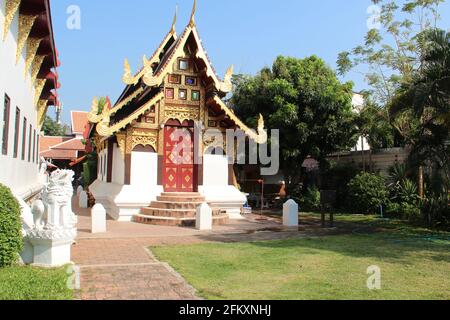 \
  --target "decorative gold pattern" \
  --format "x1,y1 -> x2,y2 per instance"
210,96 -> 267,144
122,58 -> 139,85
31,55 -> 45,84
115,133 -> 126,158
3,0 -> 21,41
189,0 -> 197,27
37,99 -> 48,127
96,91 -> 164,137
165,105 -> 200,123
16,14 -> 38,63
34,78 -> 46,106
25,37 -> 42,76
127,128 -> 158,152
